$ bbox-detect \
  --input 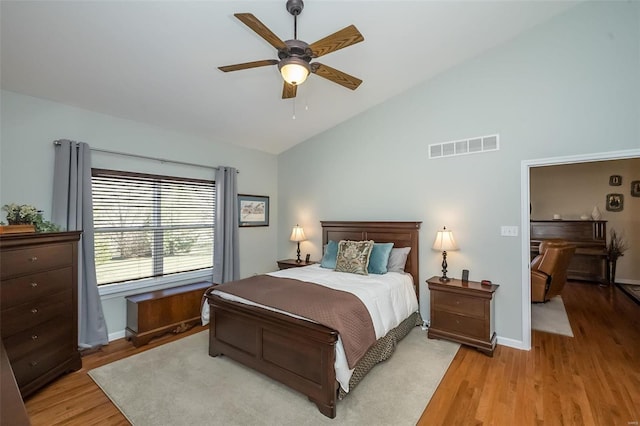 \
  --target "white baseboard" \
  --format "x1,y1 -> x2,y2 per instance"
497,335 -> 529,351
108,330 -> 126,342
616,278 -> 640,285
